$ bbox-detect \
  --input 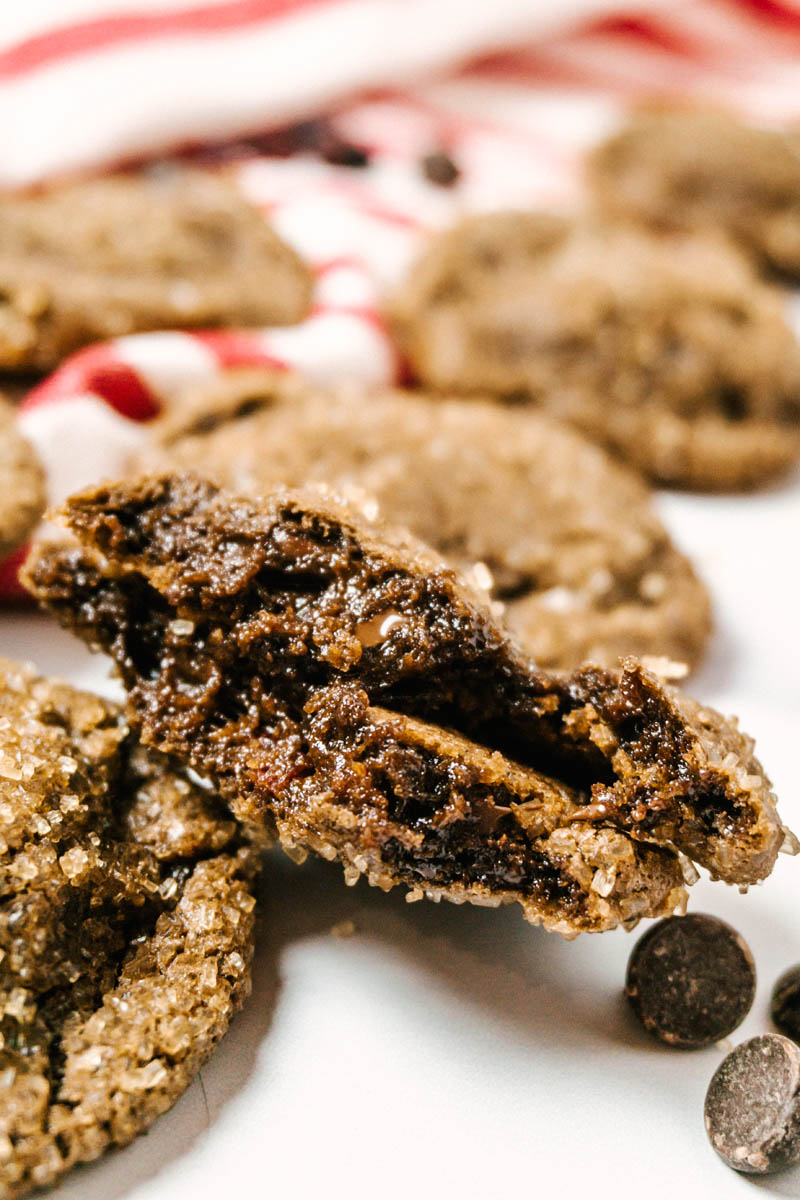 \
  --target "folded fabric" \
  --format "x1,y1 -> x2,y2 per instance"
5,0 -> 800,599
1,0 -> 669,187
